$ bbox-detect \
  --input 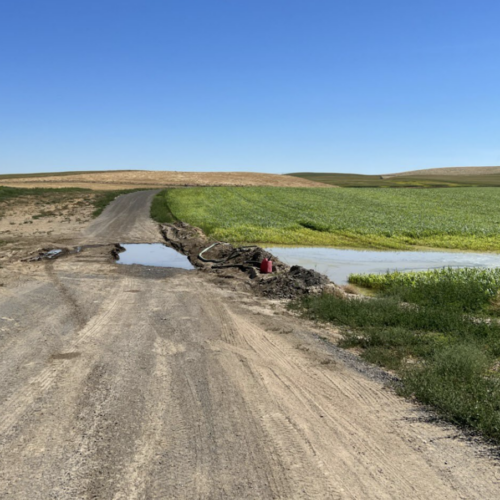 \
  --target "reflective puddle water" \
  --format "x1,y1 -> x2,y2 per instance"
117,244 -> 195,270
266,247 -> 500,285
